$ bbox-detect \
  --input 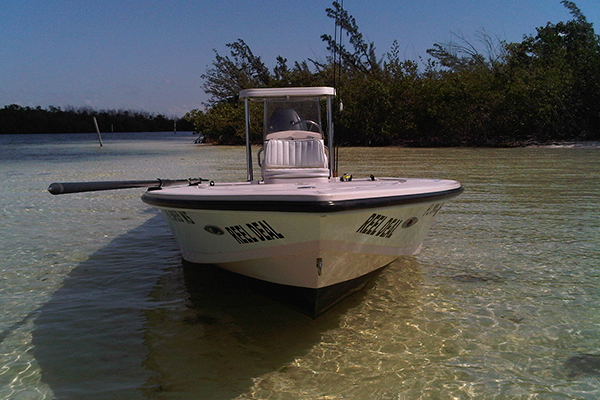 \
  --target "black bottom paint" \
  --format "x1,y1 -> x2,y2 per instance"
182,260 -> 386,318
252,268 -> 386,318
